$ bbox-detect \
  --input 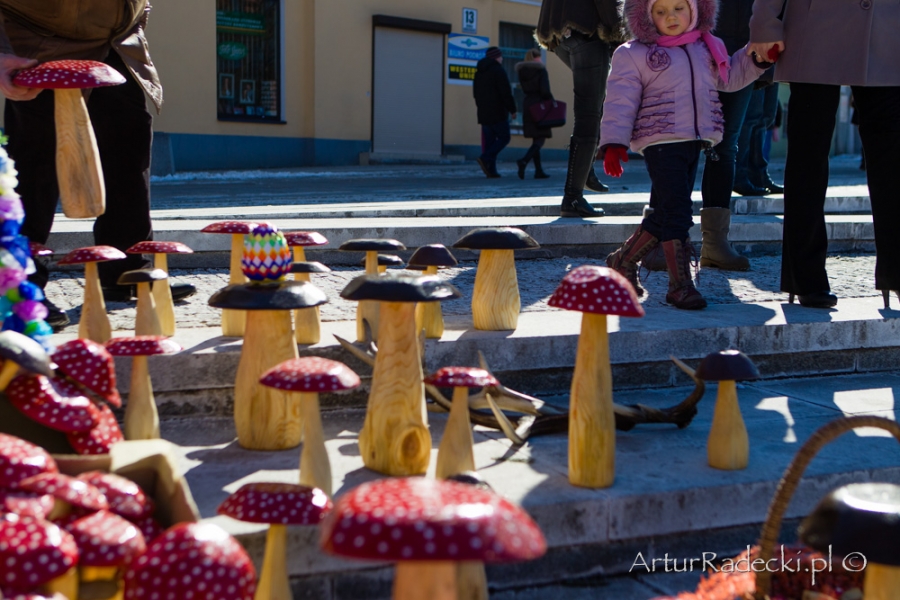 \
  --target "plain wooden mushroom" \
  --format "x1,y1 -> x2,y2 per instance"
105,336 -> 182,441
57,245 -> 127,343
0,513 -> 80,598
201,221 -> 259,337
125,241 -> 194,337
52,339 -> 122,408
341,274 -> 460,475
409,244 -> 458,339
338,238 -> 406,342
12,60 -> 127,219
218,482 -> 331,600
116,268 -> 167,336
209,281 -> 328,450
548,265 -> 644,489
695,350 -> 760,471
289,261 -> 331,345
452,228 -> 539,331
68,509 -> 147,598
0,330 -> 55,391
320,477 -> 546,600
358,253 -> 405,274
